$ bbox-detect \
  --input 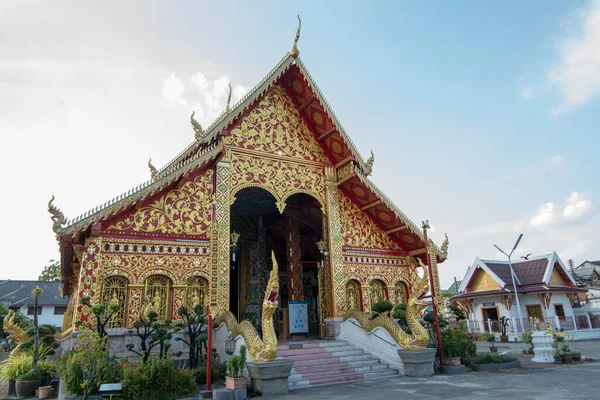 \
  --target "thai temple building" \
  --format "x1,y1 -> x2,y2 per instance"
48,21 -> 447,340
